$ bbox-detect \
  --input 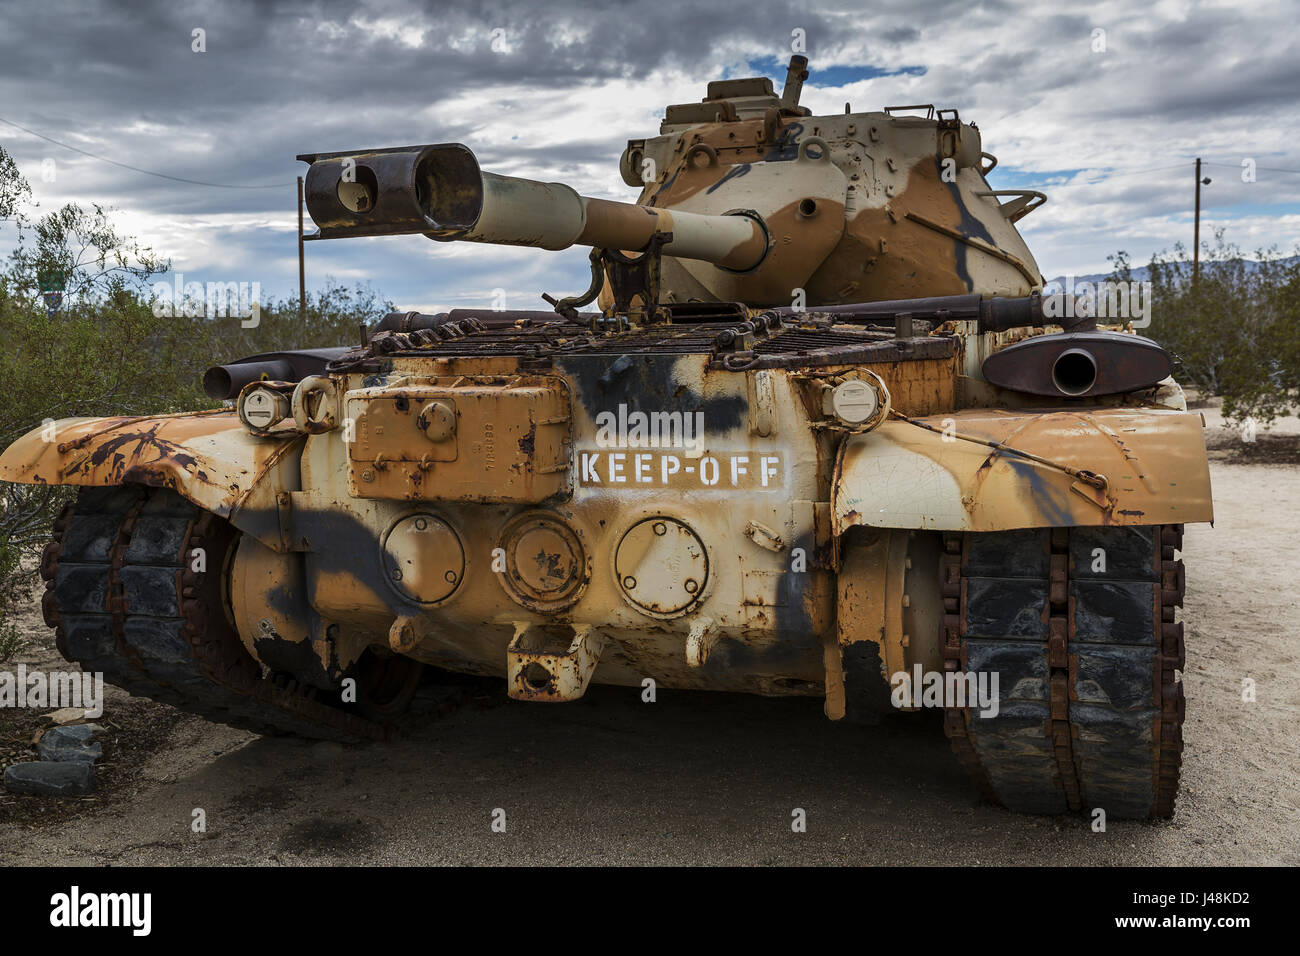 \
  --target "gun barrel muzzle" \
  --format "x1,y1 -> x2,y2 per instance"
298,143 -> 768,271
